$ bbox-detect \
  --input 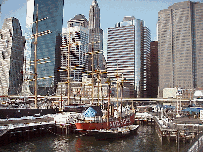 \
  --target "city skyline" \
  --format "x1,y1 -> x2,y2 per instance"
1,0 -> 202,43
0,0 -> 202,97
